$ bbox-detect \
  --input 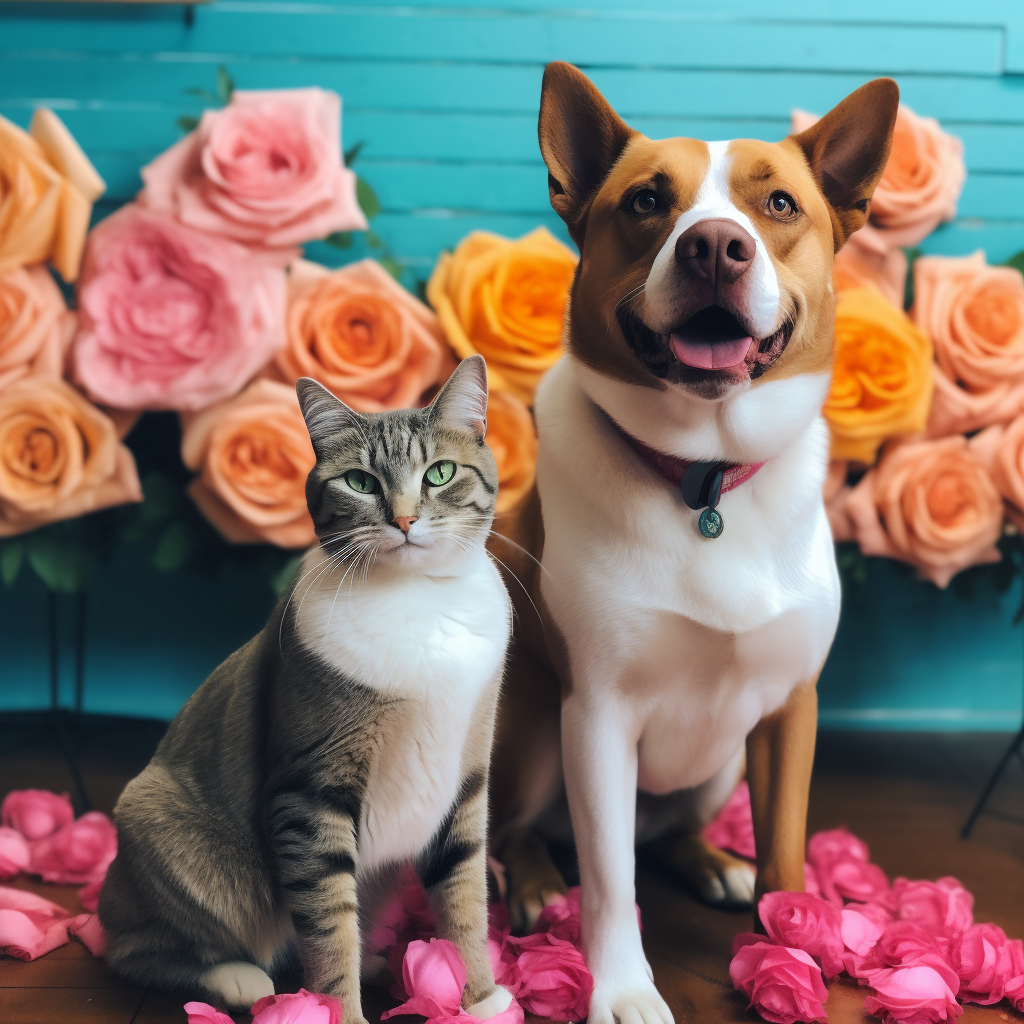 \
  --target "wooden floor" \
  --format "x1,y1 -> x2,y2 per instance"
1,715 -> 1023,1024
